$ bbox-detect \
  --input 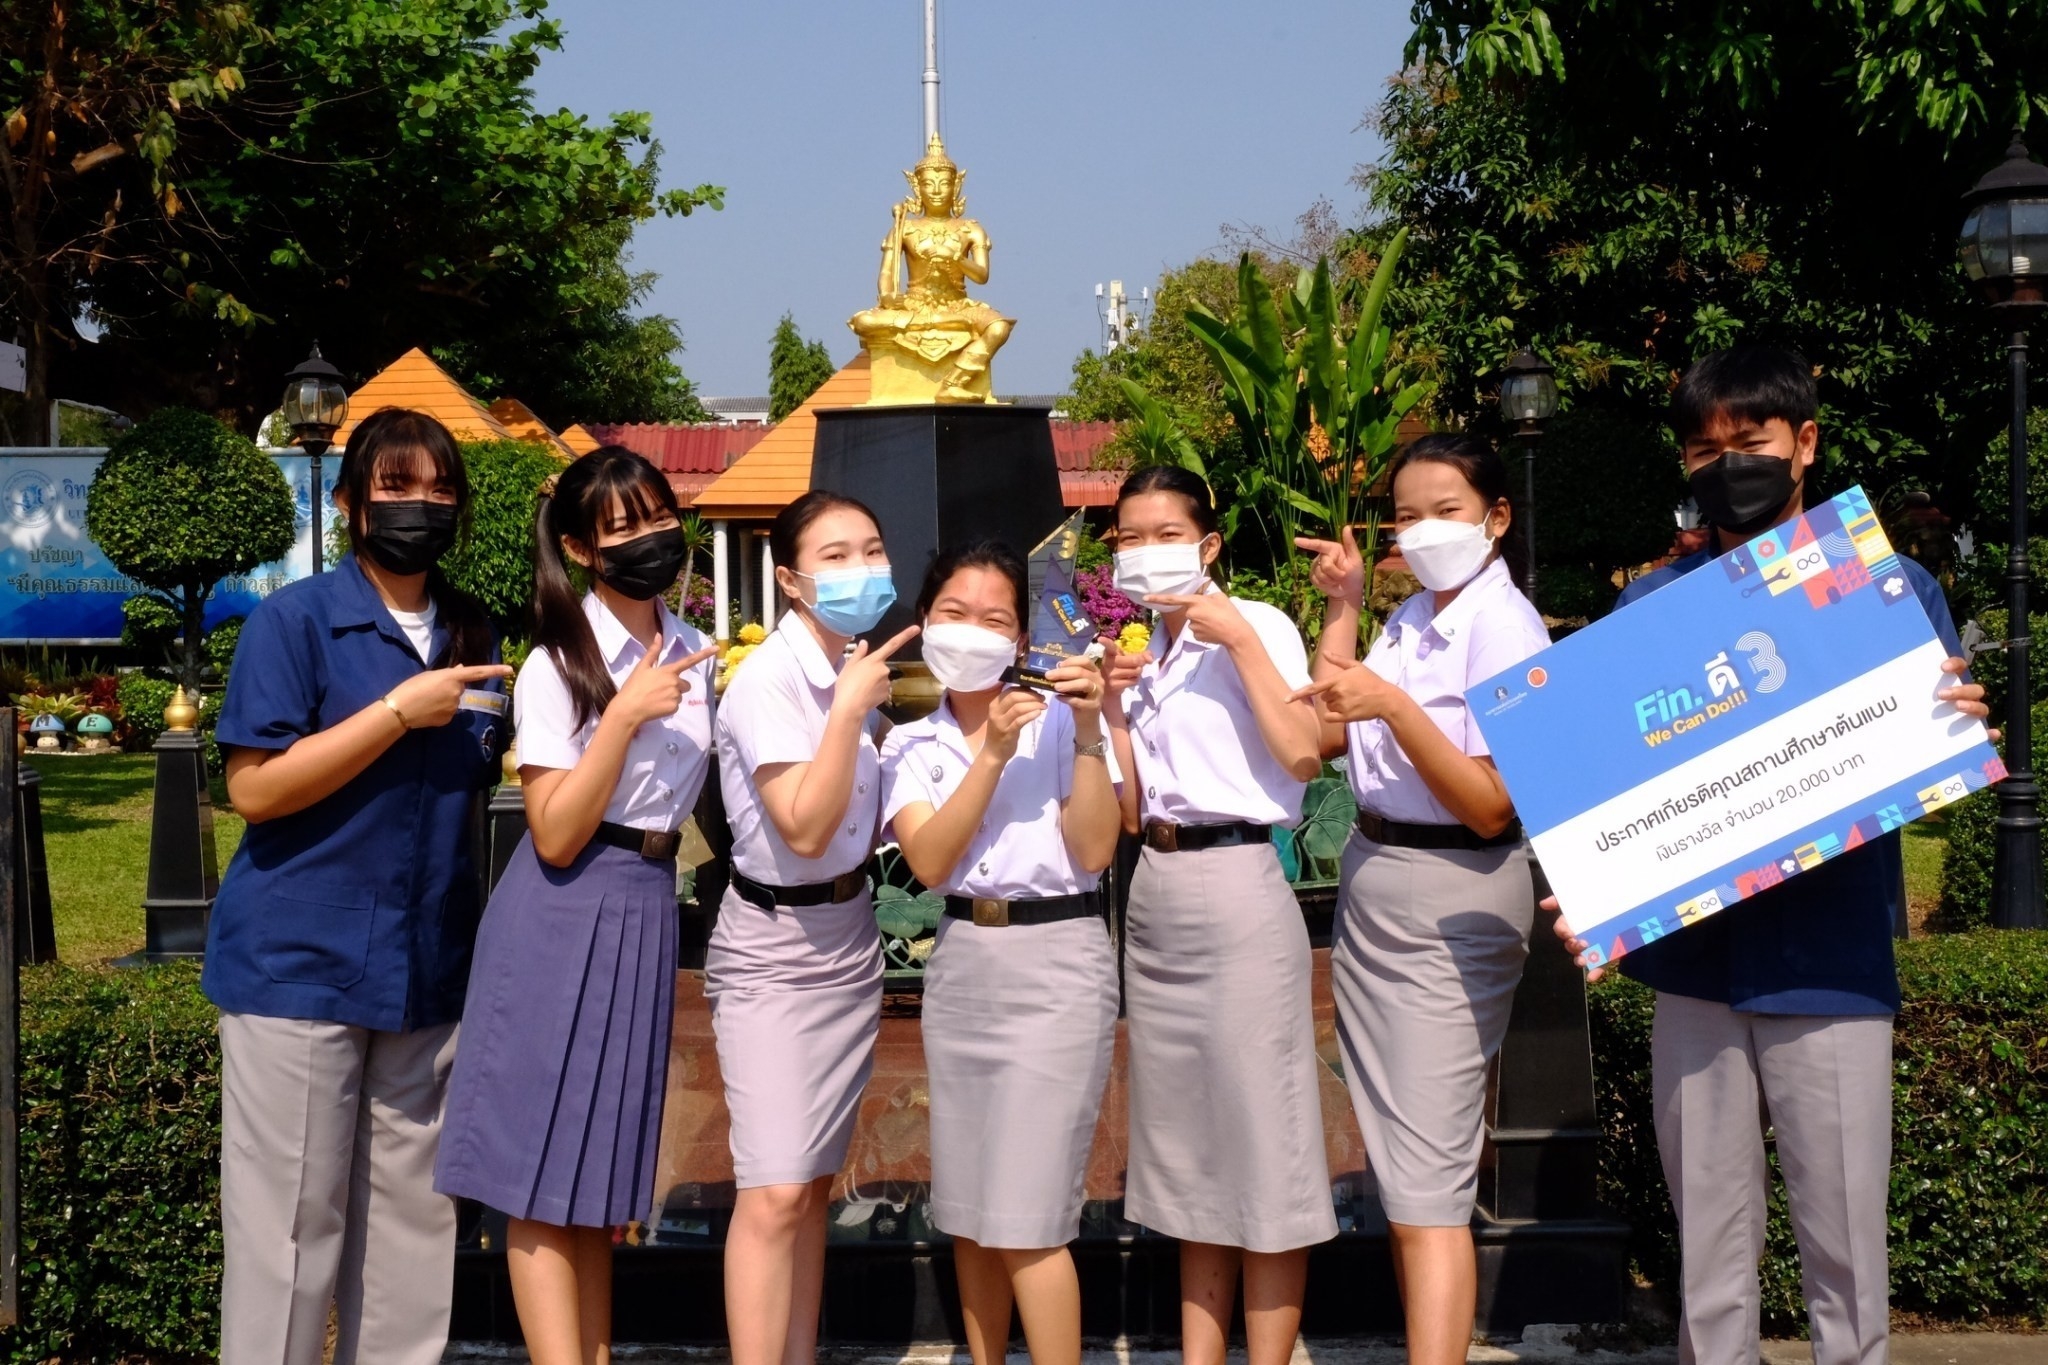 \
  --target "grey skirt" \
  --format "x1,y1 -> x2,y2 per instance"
1332,829 -> 1532,1226
704,882 -> 883,1189
1122,842 -> 1337,1252
436,836 -> 677,1228
922,912 -> 1118,1248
